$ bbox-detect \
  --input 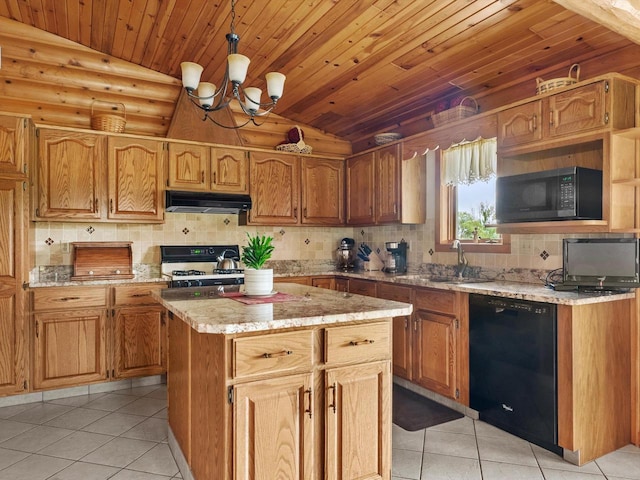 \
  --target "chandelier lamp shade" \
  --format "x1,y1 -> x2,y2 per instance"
179,0 -> 286,129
